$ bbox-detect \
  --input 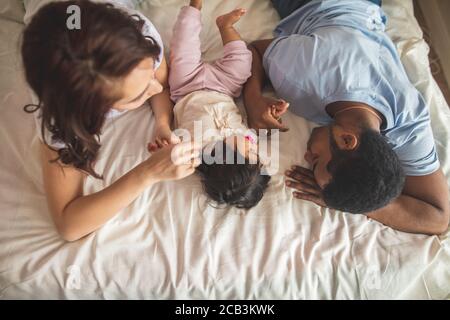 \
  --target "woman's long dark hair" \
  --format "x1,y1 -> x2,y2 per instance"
22,0 -> 161,178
